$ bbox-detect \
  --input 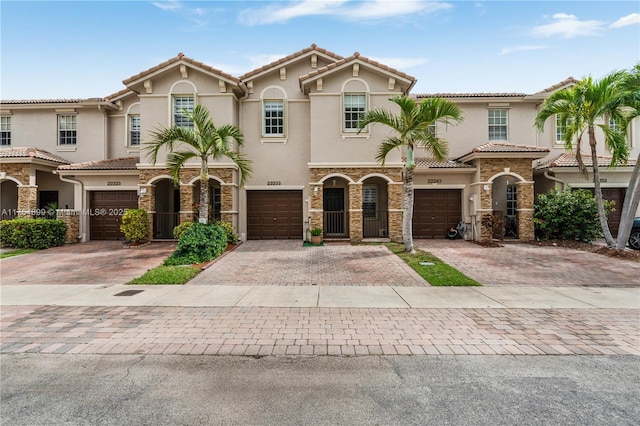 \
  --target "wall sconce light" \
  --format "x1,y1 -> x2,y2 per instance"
314,187 -> 319,195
